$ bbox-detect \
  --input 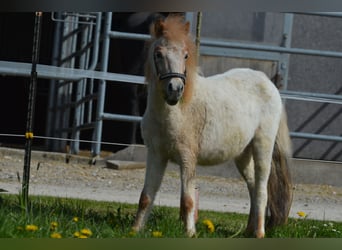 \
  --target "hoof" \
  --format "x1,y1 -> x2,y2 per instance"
255,230 -> 265,239
186,229 -> 197,238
